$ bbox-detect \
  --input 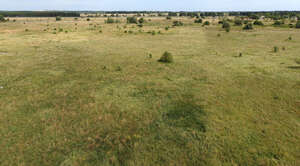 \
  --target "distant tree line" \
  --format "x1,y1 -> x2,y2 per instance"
0,11 -> 80,17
